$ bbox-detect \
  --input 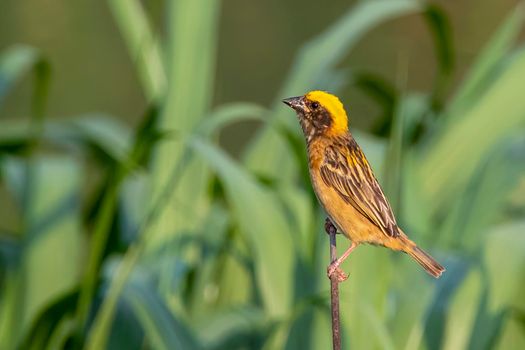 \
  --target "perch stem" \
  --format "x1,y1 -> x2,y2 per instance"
326,218 -> 341,350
